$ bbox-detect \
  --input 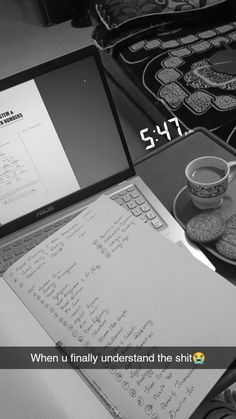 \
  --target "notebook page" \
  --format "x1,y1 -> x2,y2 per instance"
3,195 -> 236,419
0,278 -> 110,419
